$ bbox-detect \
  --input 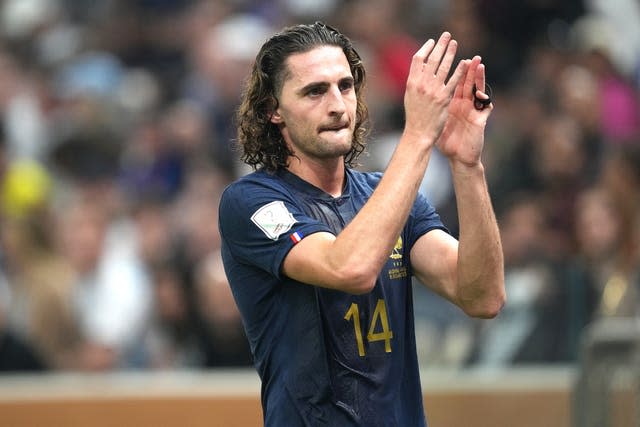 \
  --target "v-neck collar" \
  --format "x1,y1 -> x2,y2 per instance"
276,168 -> 351,201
